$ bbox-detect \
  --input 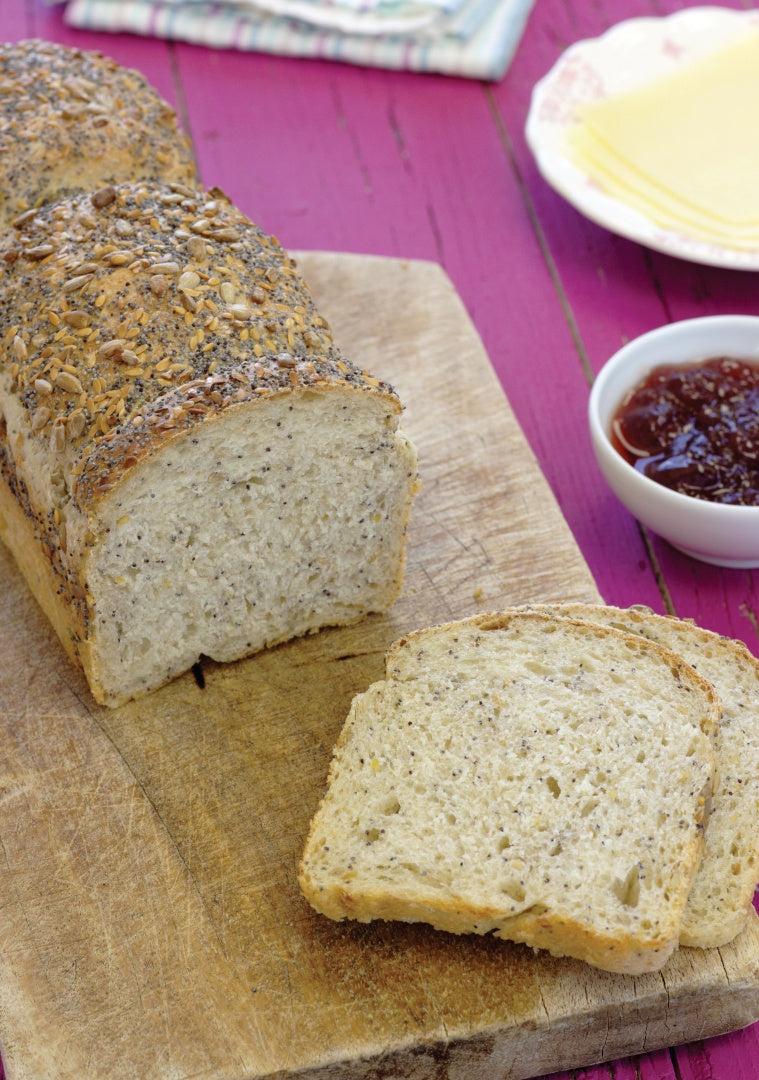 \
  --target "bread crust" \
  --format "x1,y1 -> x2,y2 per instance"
387,610 -> 720,740
0,39 -> 197,228
307,881 -> 680,976
0,182 -> 396,503
0,453 -> 82,669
